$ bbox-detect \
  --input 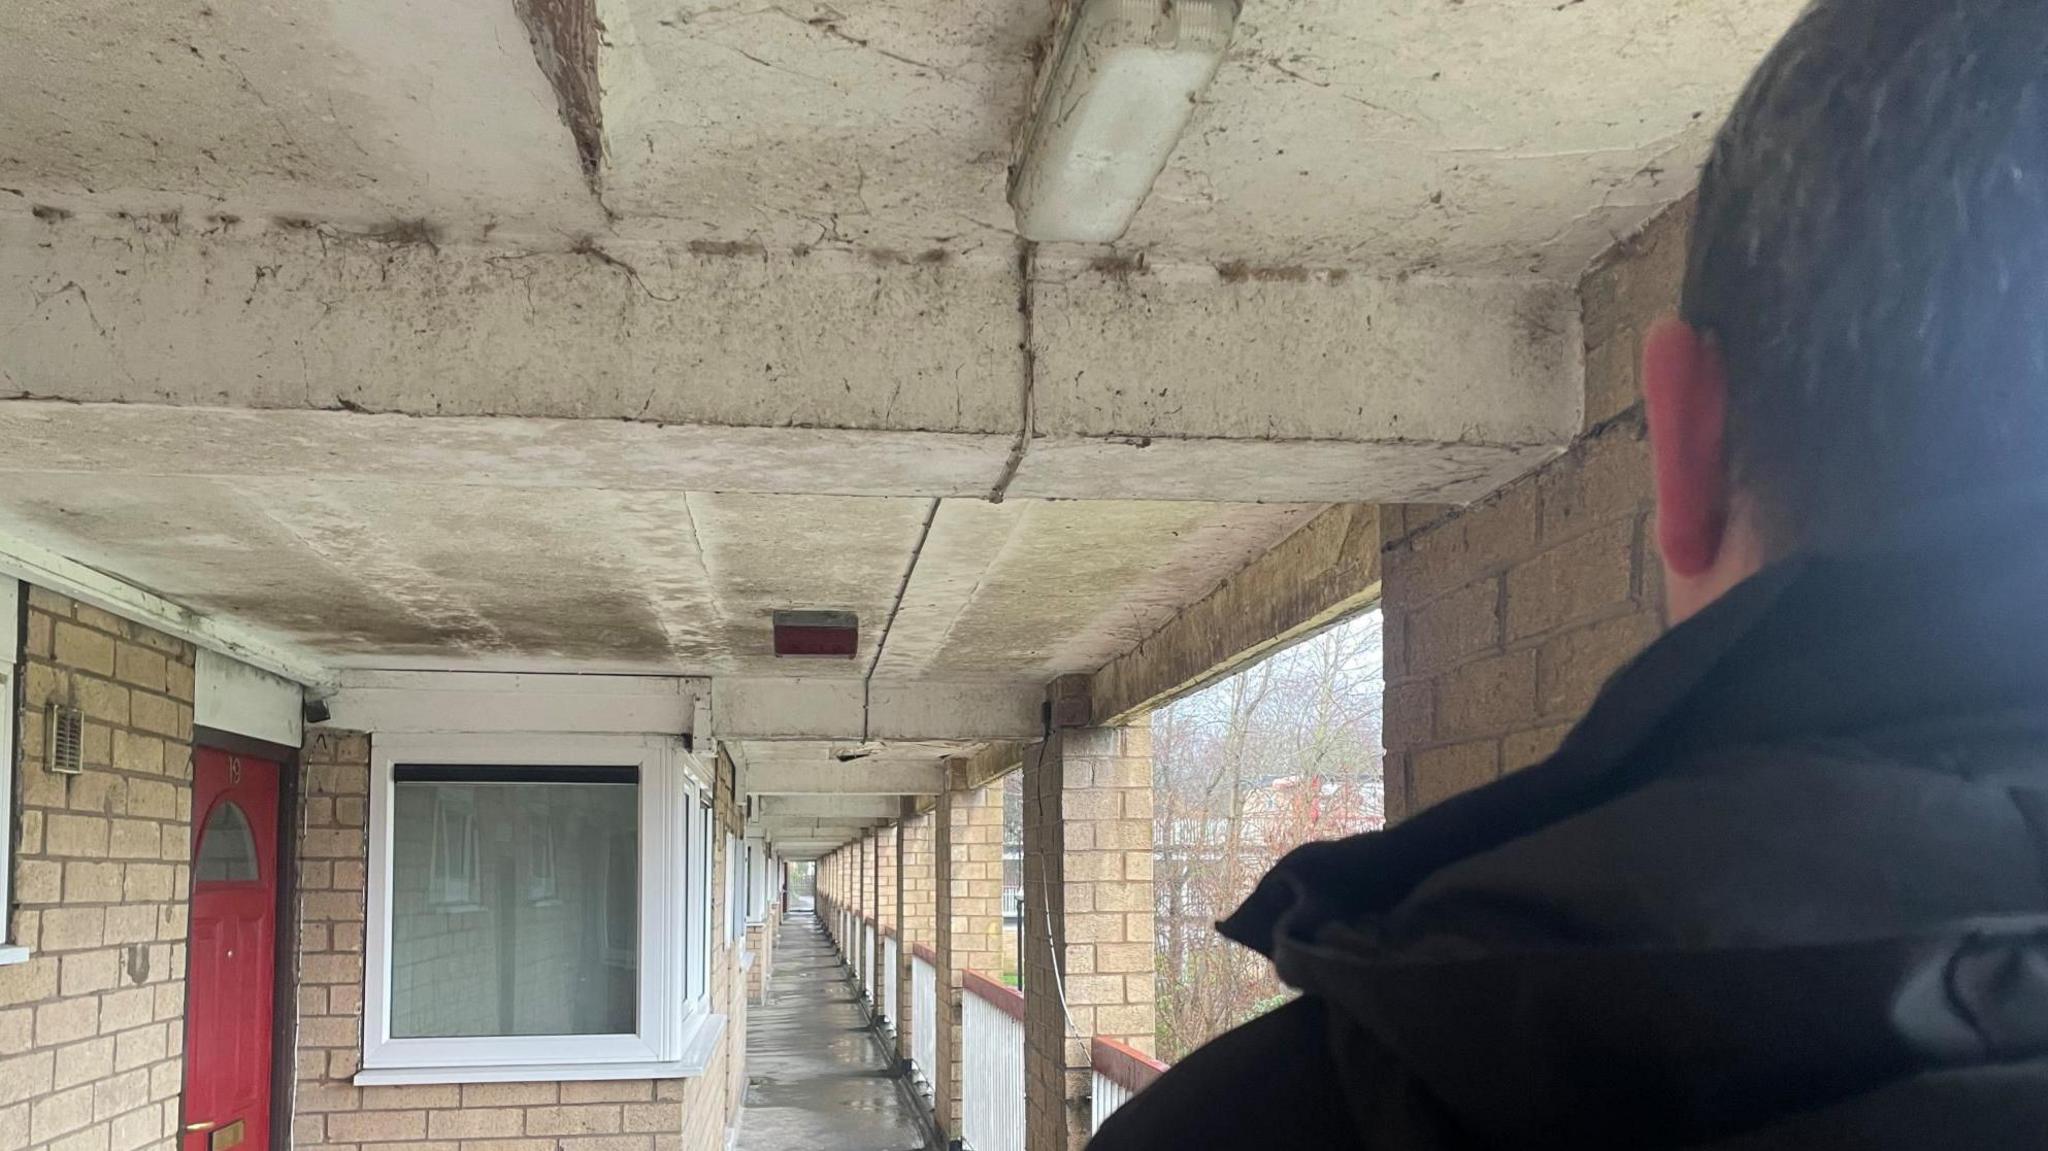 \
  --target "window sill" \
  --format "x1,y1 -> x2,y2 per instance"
354,1015 -> 728,1086
0,946 -> 31,967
